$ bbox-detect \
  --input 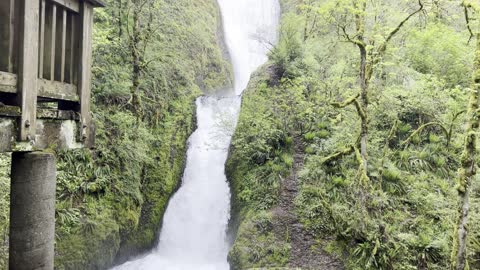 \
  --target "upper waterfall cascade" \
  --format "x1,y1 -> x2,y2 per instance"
112,1 -> 280,269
